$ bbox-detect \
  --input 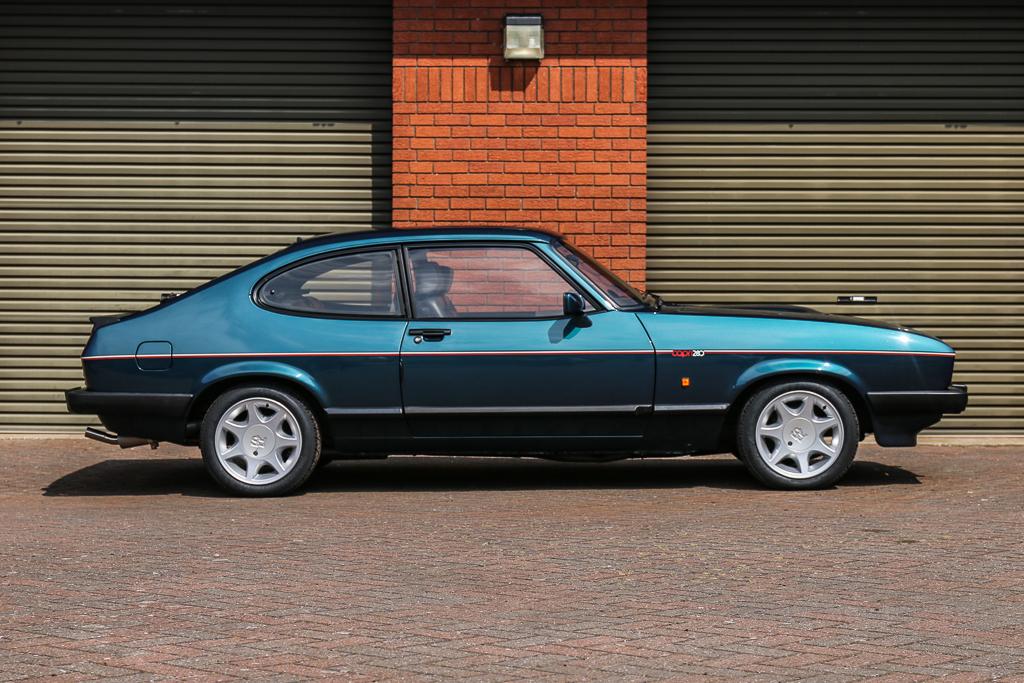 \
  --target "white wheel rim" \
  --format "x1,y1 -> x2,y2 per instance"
754,390 -> 844,480
215,397 -> 302,485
